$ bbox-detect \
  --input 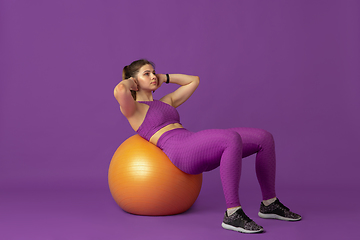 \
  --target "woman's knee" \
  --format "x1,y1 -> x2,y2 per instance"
225,130 -> 243,146
195,129 -> 243,149
257,129 -> 275,145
